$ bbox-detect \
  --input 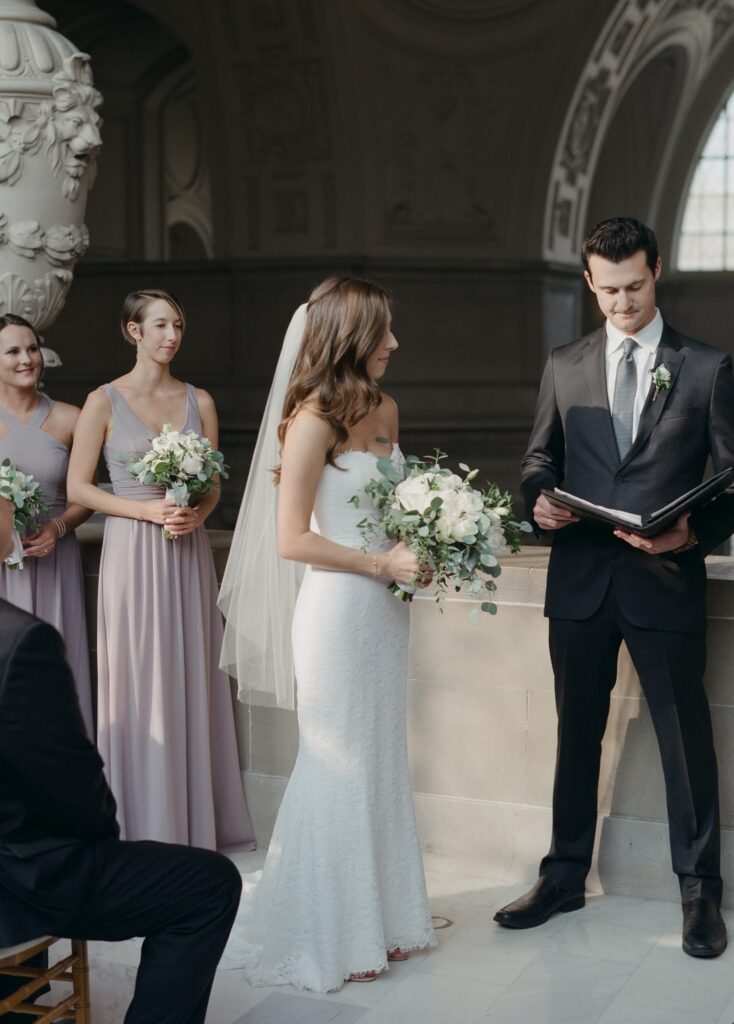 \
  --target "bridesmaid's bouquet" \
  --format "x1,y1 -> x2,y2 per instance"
0,459 -> 48,569
126,425 -> 228,539
352,450 -> 532,613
